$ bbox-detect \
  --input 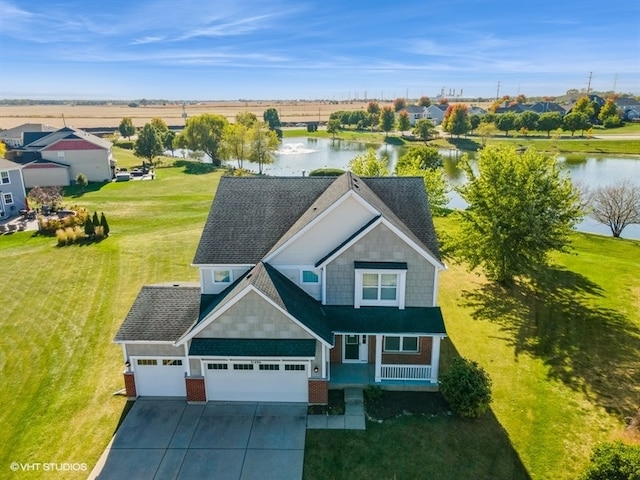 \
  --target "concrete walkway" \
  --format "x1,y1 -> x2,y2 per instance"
89,400 -> 307,480
307,387 -> 365,430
